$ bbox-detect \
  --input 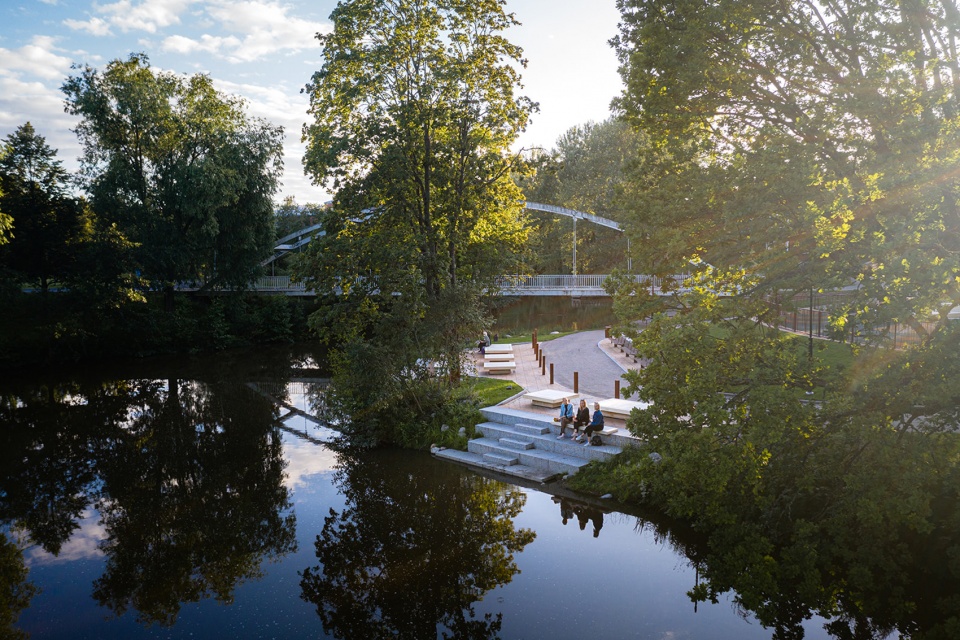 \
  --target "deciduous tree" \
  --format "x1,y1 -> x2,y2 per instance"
62,54 -> 283,306
0,122 -> 87,292
298,0 -> 534,440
